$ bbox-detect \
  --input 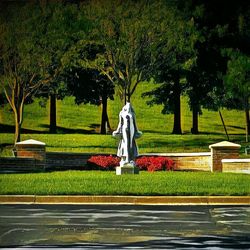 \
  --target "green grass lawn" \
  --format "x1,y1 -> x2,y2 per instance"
0,82 -> 248,156
0,171 -> 249,196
